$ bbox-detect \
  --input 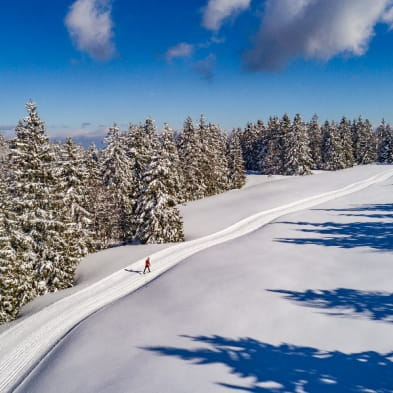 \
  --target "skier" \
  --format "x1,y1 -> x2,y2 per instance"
143,257 -> 151,274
